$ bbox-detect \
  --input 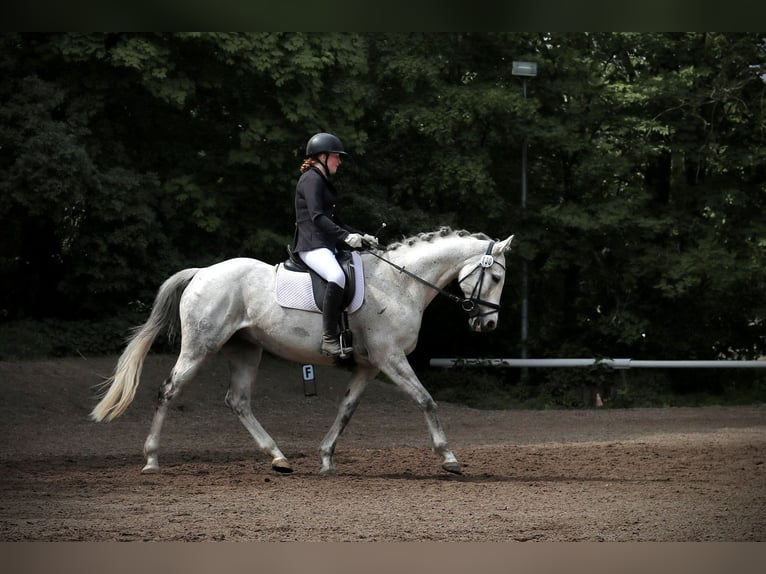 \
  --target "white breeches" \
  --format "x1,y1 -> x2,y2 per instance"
298,248 -> 346,288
